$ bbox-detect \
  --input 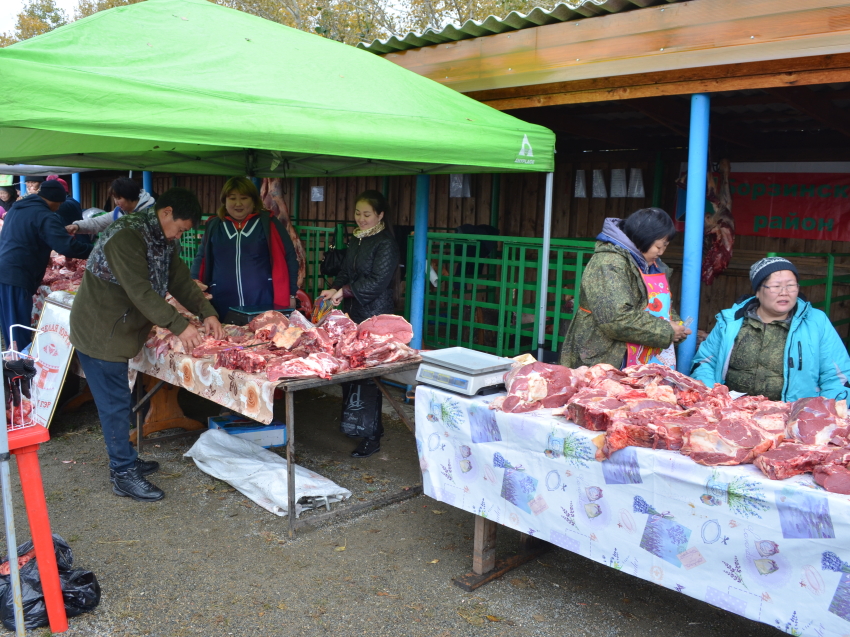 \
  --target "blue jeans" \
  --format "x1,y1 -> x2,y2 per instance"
76,351 -> 137,472
0,283 -> 35,351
